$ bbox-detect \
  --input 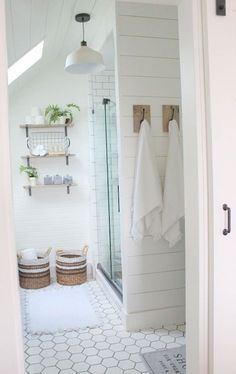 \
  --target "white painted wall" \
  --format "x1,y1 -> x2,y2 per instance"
115,1 -> 185,329
9,59 -> 91,265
